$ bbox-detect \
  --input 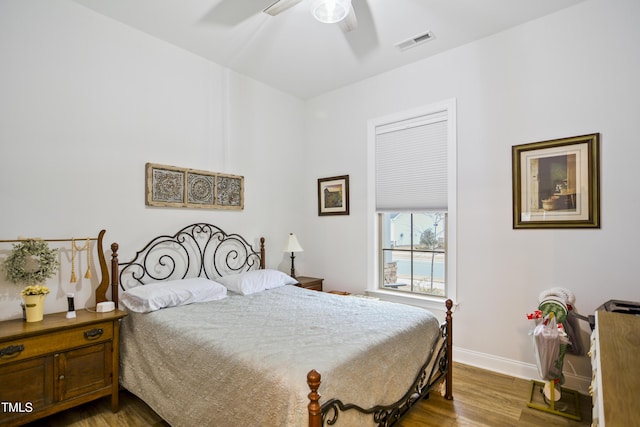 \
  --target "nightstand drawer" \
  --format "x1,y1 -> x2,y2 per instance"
0,321 -> 113,365
295,276 -> 324,292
